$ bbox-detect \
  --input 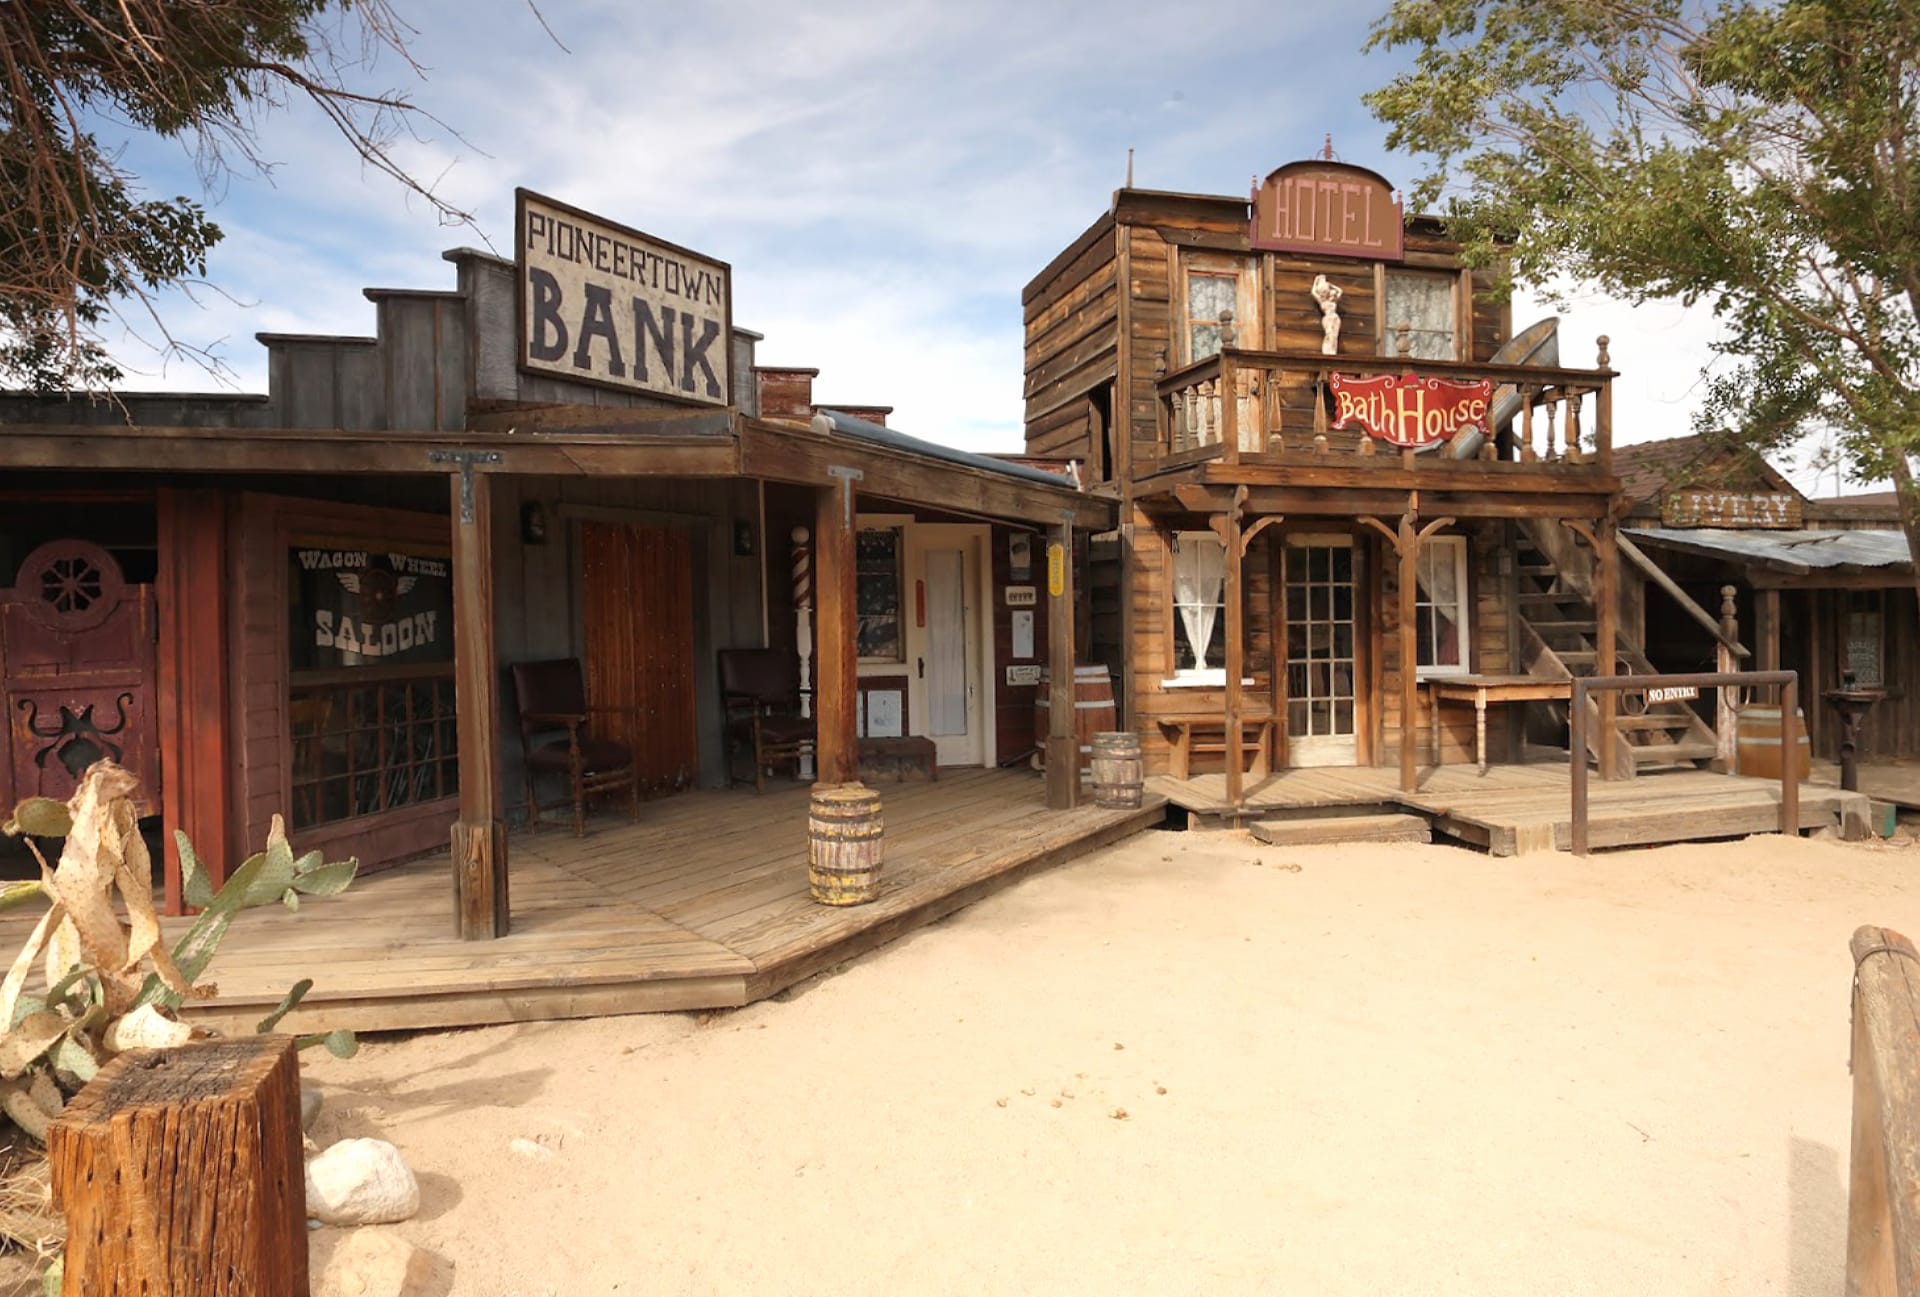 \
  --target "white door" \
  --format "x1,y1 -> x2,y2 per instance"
907,527 -> 988,767
1285,536 -> 1359,766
